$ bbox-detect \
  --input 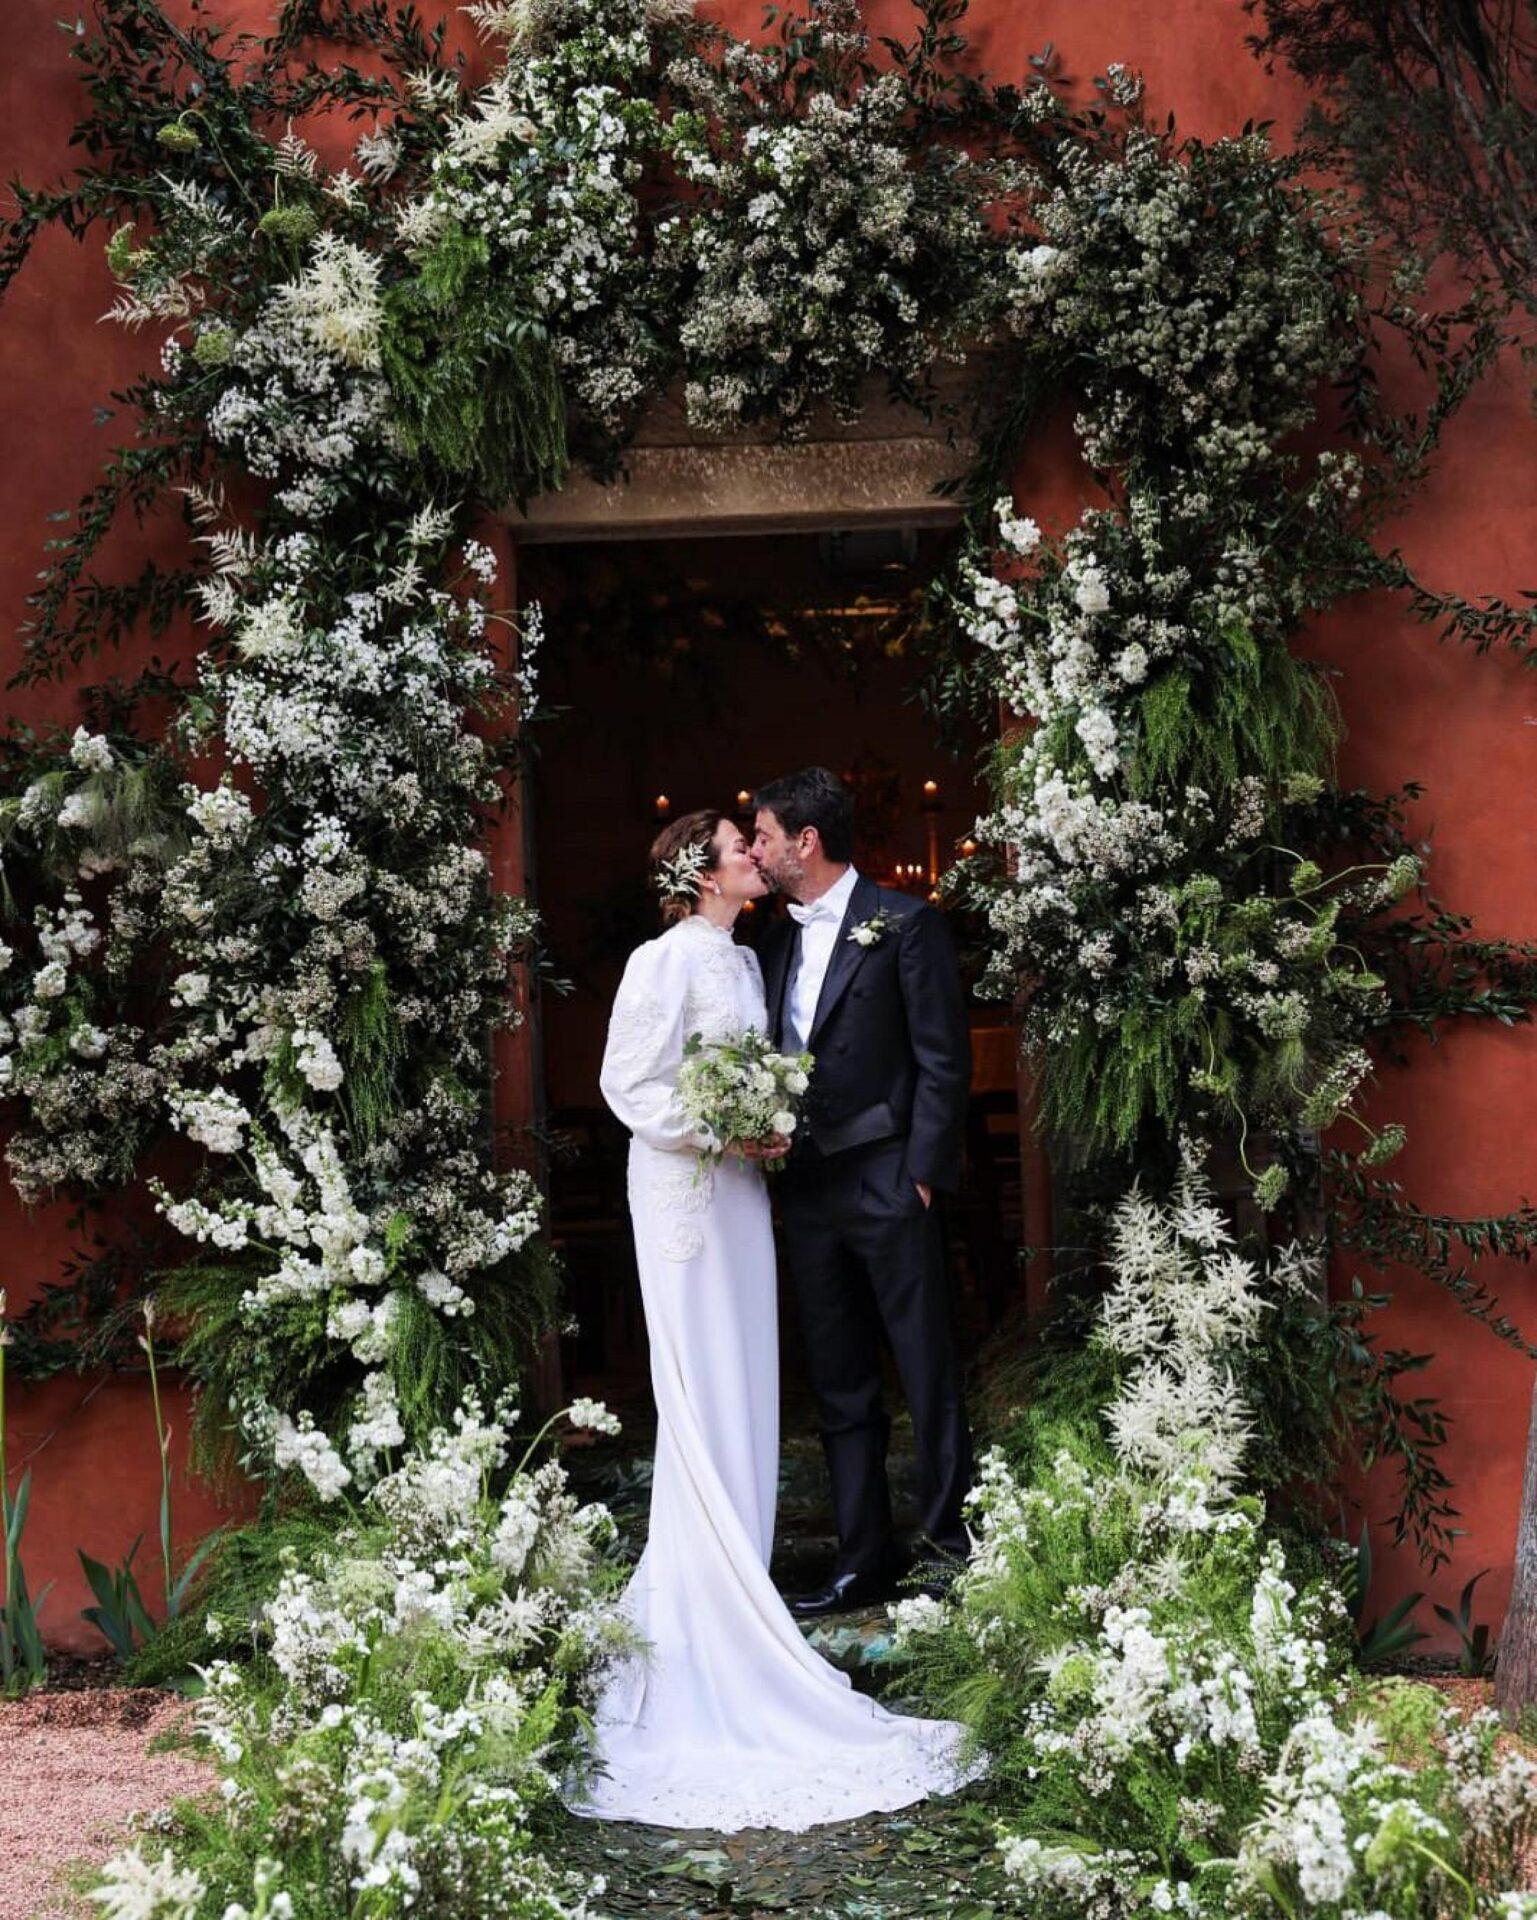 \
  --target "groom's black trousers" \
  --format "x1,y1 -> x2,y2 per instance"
777,1137 -> 972,1577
